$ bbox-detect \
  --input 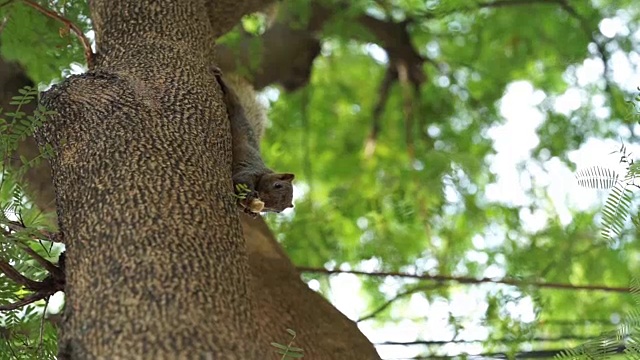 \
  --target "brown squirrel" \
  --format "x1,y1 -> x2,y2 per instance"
212,67 -> 294,215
